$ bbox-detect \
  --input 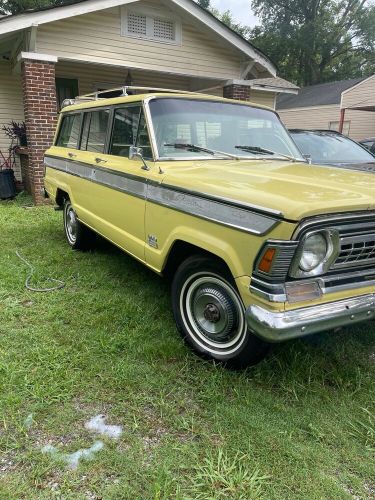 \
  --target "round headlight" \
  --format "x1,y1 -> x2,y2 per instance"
299,233 -> 328,272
